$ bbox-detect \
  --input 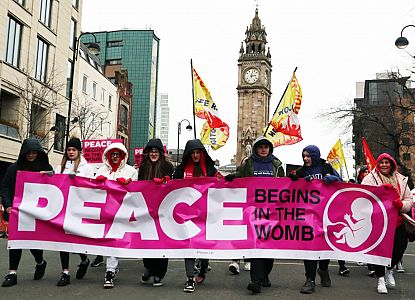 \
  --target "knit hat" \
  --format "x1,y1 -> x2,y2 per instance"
66,138 -> 82,152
